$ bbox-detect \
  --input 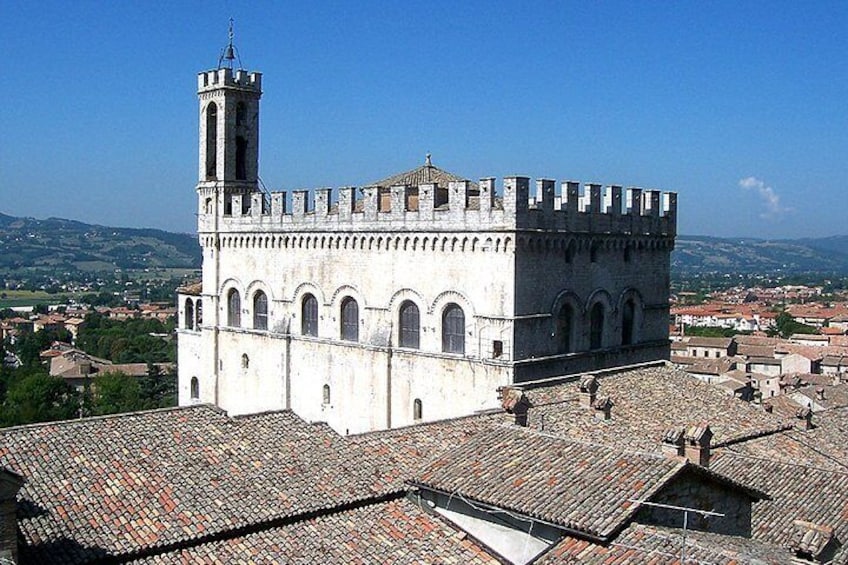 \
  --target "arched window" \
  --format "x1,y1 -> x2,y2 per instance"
341,297 -> 359,342
236,136 -> 247,180
624,245 -> 633,263
399,301 -> 420,349
241,353 -> 249,369
195,300 -> 203,327
205,102 -> 217,180
442,304 -> 465,354
556,303 -> 574,353
590,303 -> 605,350
227,288 -> 241,327
622,299 -> 636,346
253,290 -> 268,330
323,384 -> 331,405
190,377 -> 199,400
302,294 -> 318,336
184,299 -> 195,330
413,398 -> 423,421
